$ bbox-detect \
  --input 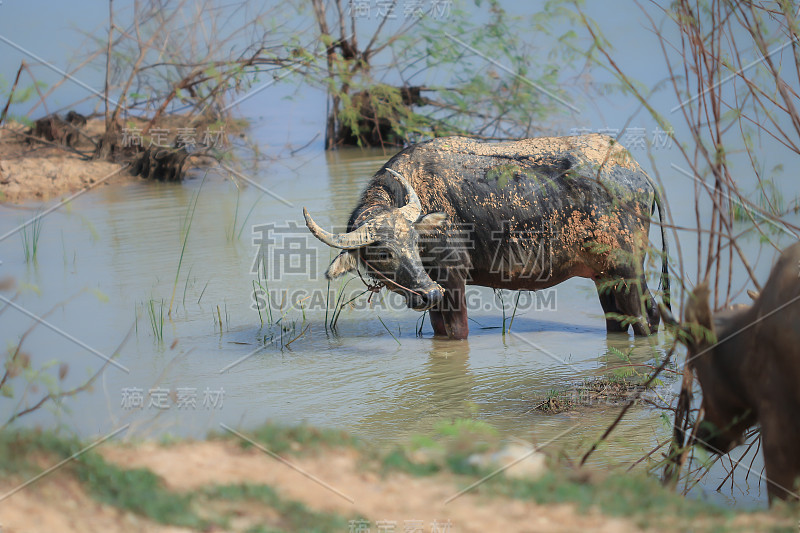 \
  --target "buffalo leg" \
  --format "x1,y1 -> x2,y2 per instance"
761,419 -> 800,502
431,282 -> 469,340
642,274 -> 660,332
594,279 -> 627,333
609,273 -> 654,336
429,309 -> 448,337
